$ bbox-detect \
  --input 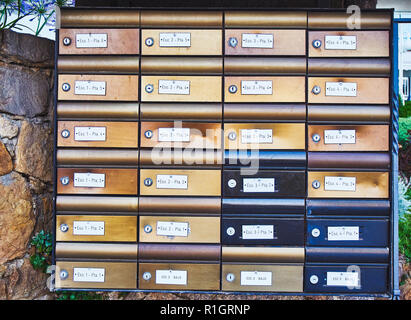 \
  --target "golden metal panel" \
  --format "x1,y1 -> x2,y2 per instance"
58,56 -> 140,74
225,30 -> 306,56
56,216 -> 137,242
57,168 -> 138,195
57,102 -> 139,119
224,57 -> 306,75
308,58 -> 391,76
58,75 -> 139,101
224,123 -> 305,150
139,197 -> 221,214
225,76 -> 305,103
60,9 -> 140,27
308,11 -> 391,29
308,31 -> 389,57
140,149 -> 222,167
225,11 -> 307,28
56,196 -> 138,212
57,149 -> 139,166
222,247 -> 305,263
139,216 -> 220,243
139,263 -> 220,290
308,125 -> 389,151
140,122 -> 222,149
307,105 -> 390,123
57,121 -> 138,148
59,29 -> 139,55
140,103 -> 222,121
224,104 -> 306,121
308,171 -> 389,199
56,261 -> 137,289
141,11 -> 223,27
141,57 -> 222,74
141,30 -> 222,55
222,264 -> 303,292
141,76 -> 222,102
56,243 -> 138,260
308,77 -> 389,104
140,169 -> 221,196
